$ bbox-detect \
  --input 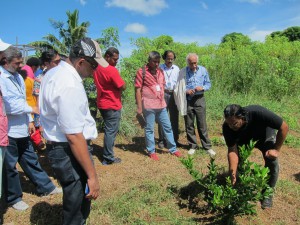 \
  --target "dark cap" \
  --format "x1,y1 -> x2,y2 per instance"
70,37 -> 108,67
